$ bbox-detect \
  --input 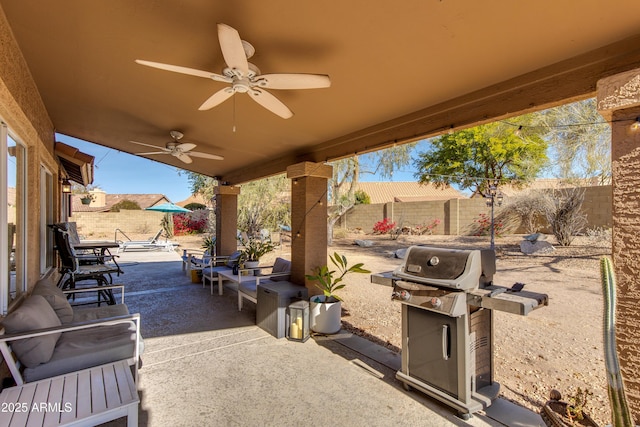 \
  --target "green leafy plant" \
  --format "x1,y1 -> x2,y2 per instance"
305,252 -> 371,302
239,237 -> 275,262
565,388 -> 592,424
